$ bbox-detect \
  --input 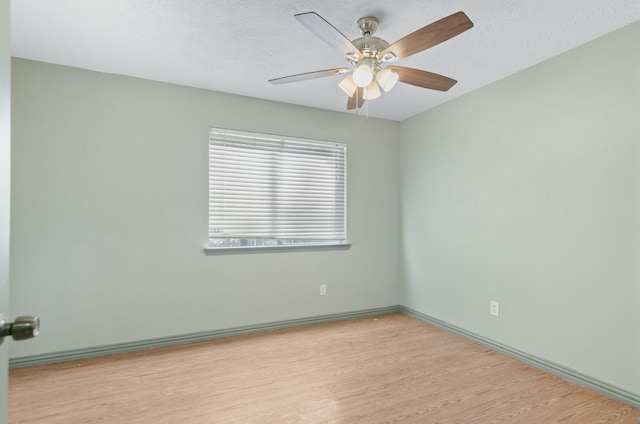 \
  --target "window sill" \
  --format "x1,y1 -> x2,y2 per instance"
203,243 -> 351,255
